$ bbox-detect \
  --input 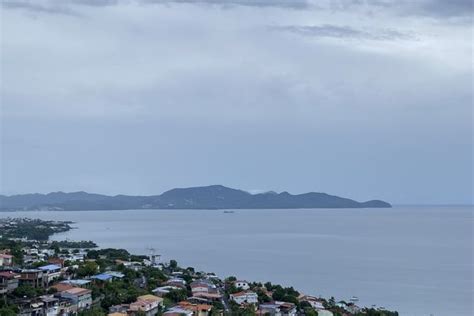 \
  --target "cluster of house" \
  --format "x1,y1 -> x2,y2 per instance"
0,263 -> 92,315
228,282 -> 336,316
22,244 -> 88,265
0,241 -> 360,316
